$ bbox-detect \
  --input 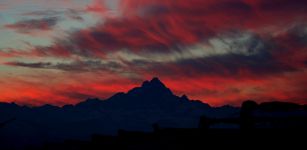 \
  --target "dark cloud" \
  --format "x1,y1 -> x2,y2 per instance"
257,0 -> 307,12
22,10 -> 62,16
4,62 -> 52,68
125,32 -> 299,78
23,9 -> 84,21
4,17 -> 59,33
65,9 -> 84,21
3,9 -> 84,34
130,51 -> 296,79
178,52 -> 295,77
284,24 -> 307,46
4,60 -> 122,72
53,60 -> 122,72
267,24 -> 307,70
